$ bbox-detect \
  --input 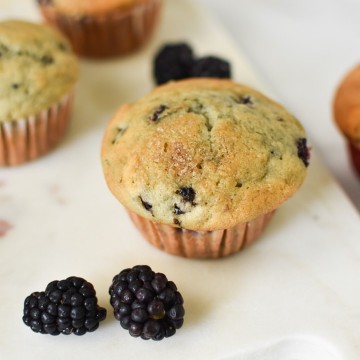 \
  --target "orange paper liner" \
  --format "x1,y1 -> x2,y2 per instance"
348,141 -> 360,178
0,92 -> 74,166
39,0 -> 163,58
128,210 -> 275,259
